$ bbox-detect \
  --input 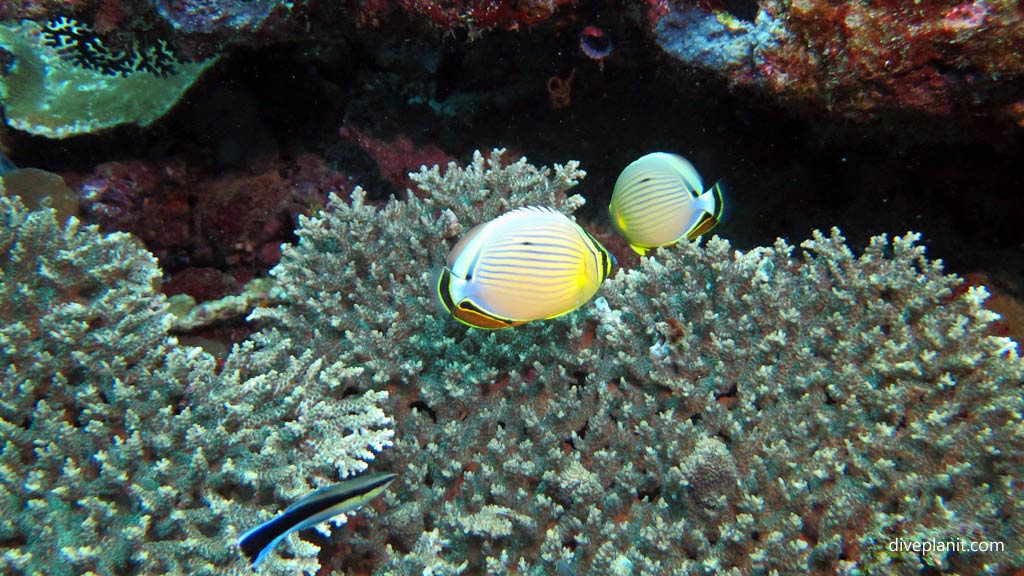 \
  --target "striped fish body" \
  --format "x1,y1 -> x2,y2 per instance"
609,152 -> 725,255
436,206 -> 614,329
237,472 -> 396,570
